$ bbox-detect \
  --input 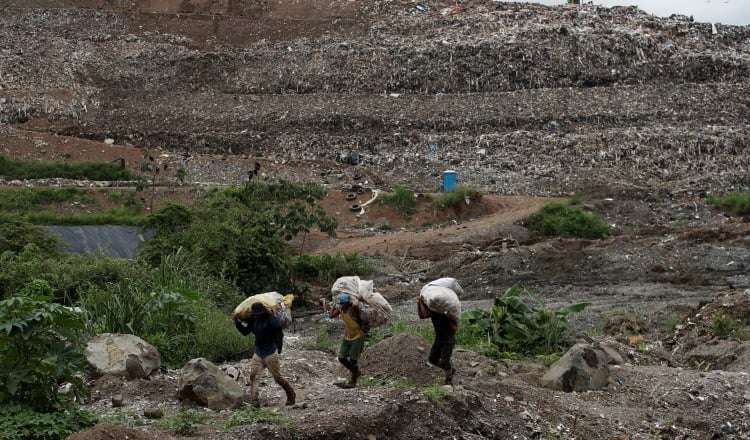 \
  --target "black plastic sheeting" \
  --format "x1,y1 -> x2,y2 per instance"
46,225 -> 152,259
